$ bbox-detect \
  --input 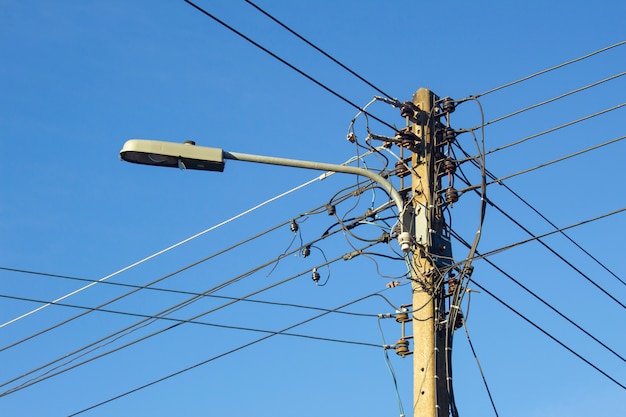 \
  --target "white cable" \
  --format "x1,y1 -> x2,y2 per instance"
0,174 -> 334,329
1,150 -> 382,329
